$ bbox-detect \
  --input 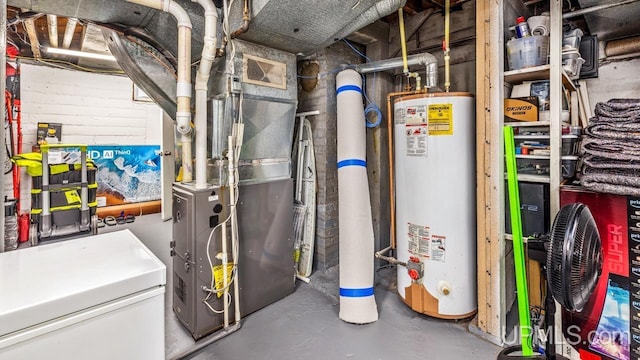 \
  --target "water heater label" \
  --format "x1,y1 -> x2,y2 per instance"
395,106 -> 405,124
405,105 -> 427,125
408,223 -> 431,258
406,125 -> 428,157
431,235 -> 446,262
428,104 -> 453,136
